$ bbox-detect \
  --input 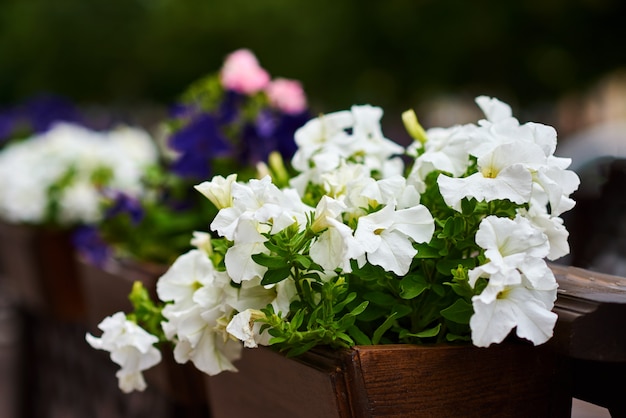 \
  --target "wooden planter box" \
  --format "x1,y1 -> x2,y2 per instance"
206,342 -> 571,418
76,256 -> 166,334
0,221 -> 84,321
77,257 -> 209,412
